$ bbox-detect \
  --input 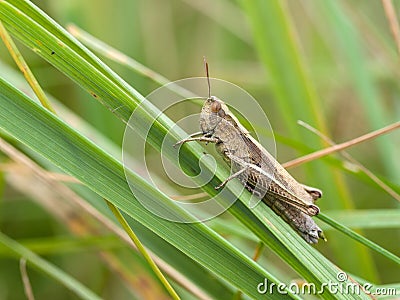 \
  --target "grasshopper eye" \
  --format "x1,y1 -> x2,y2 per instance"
211,101 -> 221,113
